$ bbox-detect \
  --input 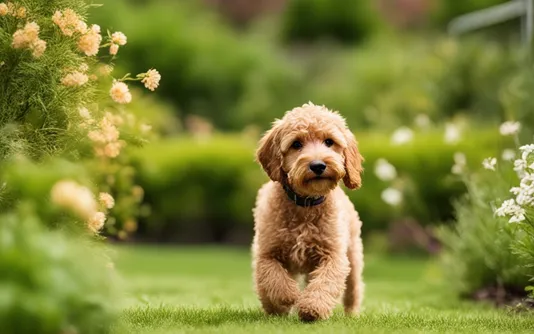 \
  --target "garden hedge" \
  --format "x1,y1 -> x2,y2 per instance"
132,129 -> 508,243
